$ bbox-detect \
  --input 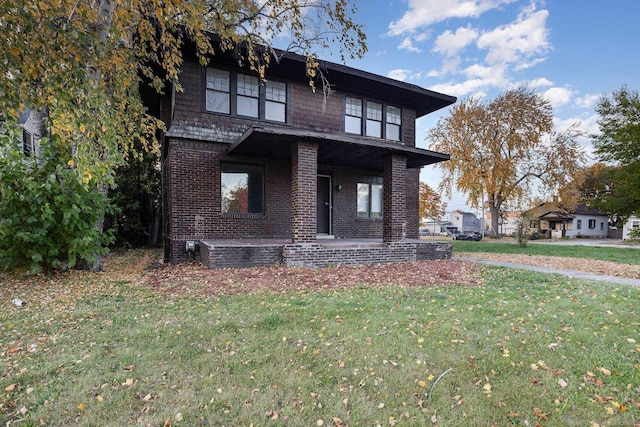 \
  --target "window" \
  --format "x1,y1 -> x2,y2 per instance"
237,74 -> 259,117
205,68 -> 287,122
345,97 -> 402,140
600,222 -> 604,230
221,164 -> 264,214
206,68 -> 230,114
588,219 -> 596,229
529,220 -> 539,228
366,102 -> 382,138
357,178 -> 383,218
265,81 -> 287,122
345,97 -> 362,134
576,219 -> 582,230
22,129 -> 34,157
386,106 -> 402,141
